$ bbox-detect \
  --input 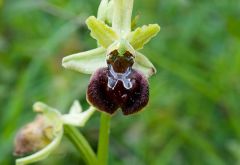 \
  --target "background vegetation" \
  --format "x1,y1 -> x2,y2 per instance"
1,0 -> 240,164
